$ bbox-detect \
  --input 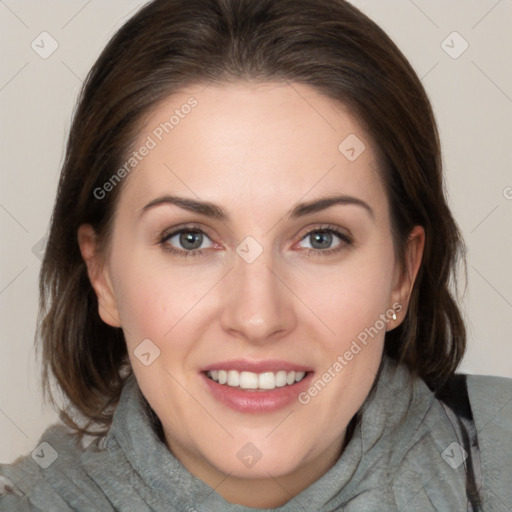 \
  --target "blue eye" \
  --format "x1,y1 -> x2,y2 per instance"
159,228 -> 213,258
298,227 -> 353,256
158,224 -> 352,258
